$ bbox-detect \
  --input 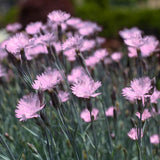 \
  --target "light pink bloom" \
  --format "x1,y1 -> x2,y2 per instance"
66,17 -> 82,27
111,52 -> 122,62
67,66 -> 86,83
64,49 -> 76,61
48,10 -> 71,24
128,47 -> 137,58
52,42 -> 62,54
94,49 -> 108,60
128,128 -> 143,140
25,44 -> 48,60
150,134 -> 160,144
58,91 -> 69,102
25,22 -> 42,35
124,34 -> 146,49
119,27 -> 142,39
71,75 -> 101,98
15,93 -> 45,121
140,36 -> 159,57
85,56 -> 99,68
150,89 -> 160,104
80,40 -> 96,52
6,33 -> 29,54
104,57 -> 112,65
122,77 -> 152,106
6,22 -> 22,33
80,108 -> 99,122
62,35 -> 83,51
105,106 -> 116,117
135,109 -> 152,121
32,68 -> 63,91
